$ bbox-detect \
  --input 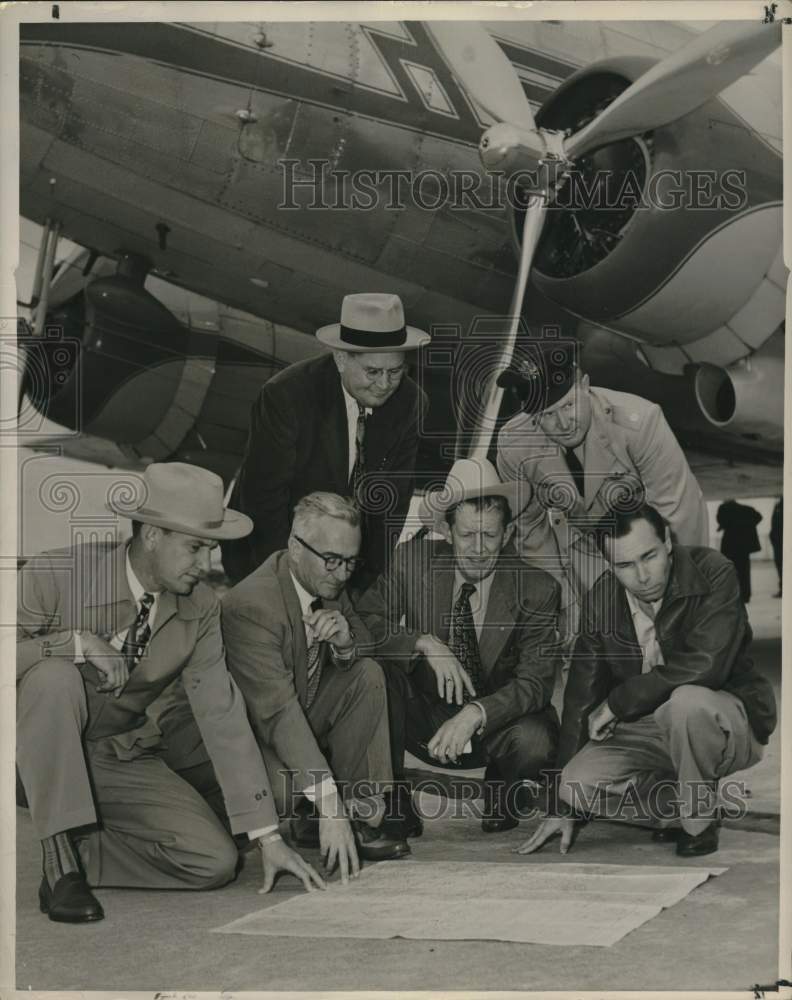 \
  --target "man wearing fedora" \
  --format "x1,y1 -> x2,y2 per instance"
222,292 -> 430,593
16,463 -> 324,924
496,338 -> 707,642
357,458 -> 562,832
